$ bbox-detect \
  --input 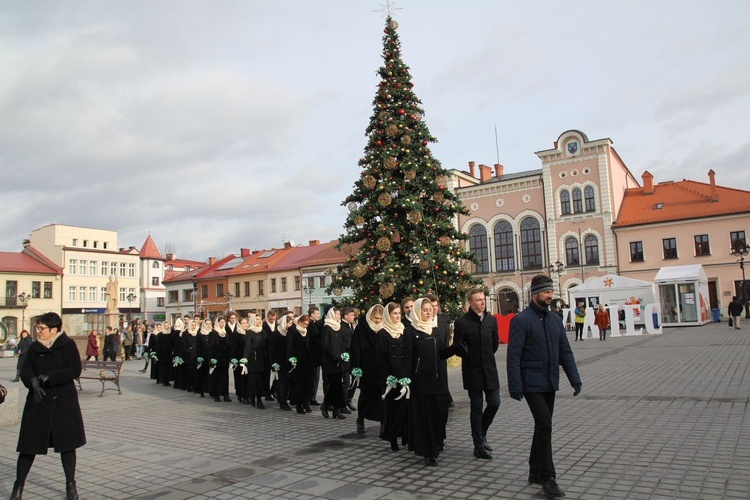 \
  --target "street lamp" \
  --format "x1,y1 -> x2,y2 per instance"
730,241 -> 750,319
17,292 -> 30,332
126,293 -> 136,324
303,284 -> 314,309
192,278 -> 198,317
548,261 -> 565,299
